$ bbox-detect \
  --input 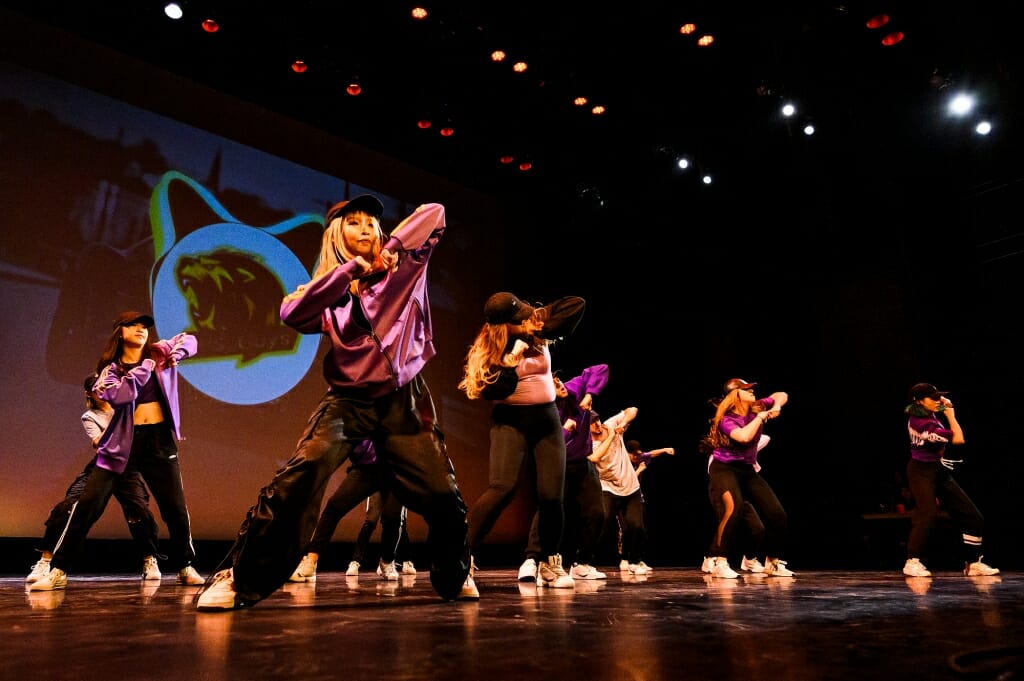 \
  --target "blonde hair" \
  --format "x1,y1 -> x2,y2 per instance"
458,306 -> 552,400
702,388 -> 766,450
458,324 -> 511,400
313,211 -> 384,279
